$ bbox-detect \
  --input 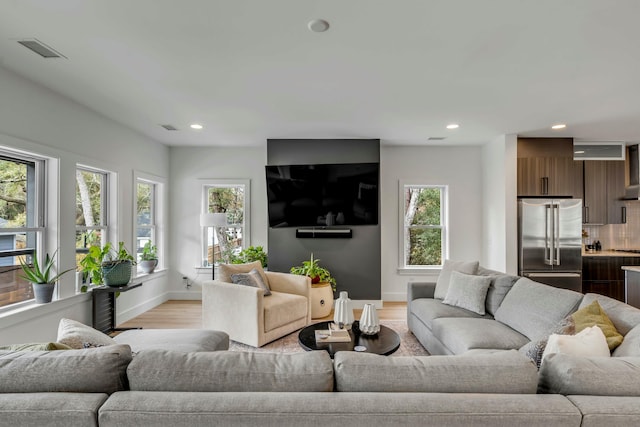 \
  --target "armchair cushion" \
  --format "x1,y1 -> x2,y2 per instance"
264,291 -> 308,332
219,261 -> 269,288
